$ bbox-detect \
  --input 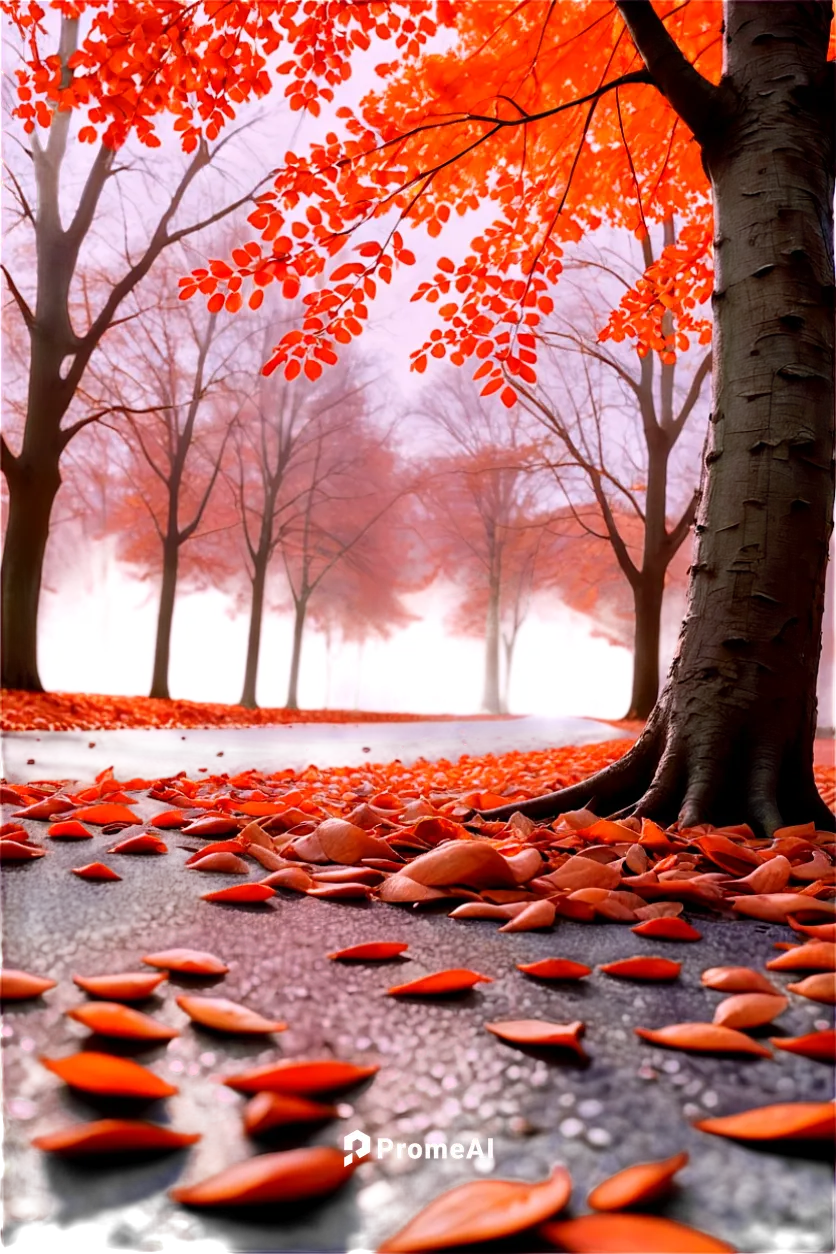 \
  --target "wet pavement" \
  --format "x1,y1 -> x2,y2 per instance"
2,809 -> 834,1254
